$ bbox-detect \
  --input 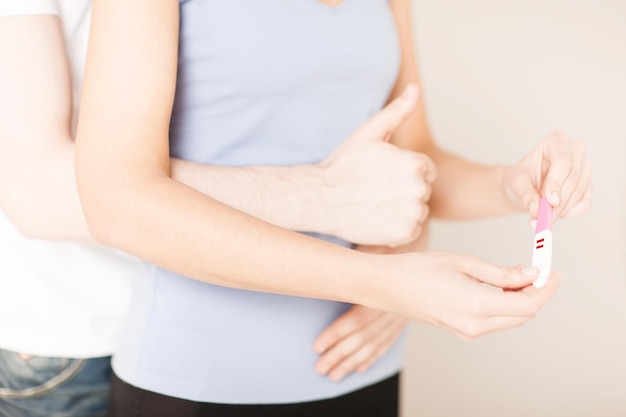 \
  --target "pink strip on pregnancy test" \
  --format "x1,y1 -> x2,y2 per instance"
531,197 -> 553,288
